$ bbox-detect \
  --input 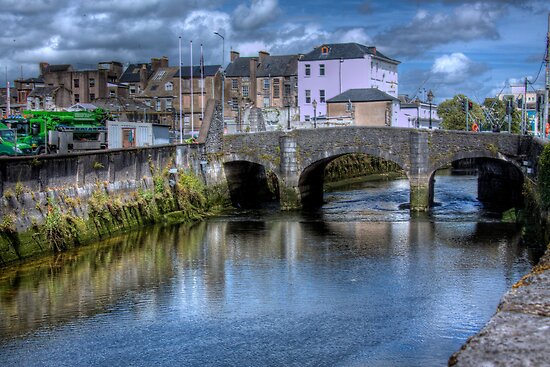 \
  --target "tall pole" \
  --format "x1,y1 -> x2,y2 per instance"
6,81 -> 10,117
200,43 -> 204,121
214,32 -> 225,129
179,36 -> 183,143
190,40 -> 194,135
544,12 -> 550,139
521,77 -> 528,134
